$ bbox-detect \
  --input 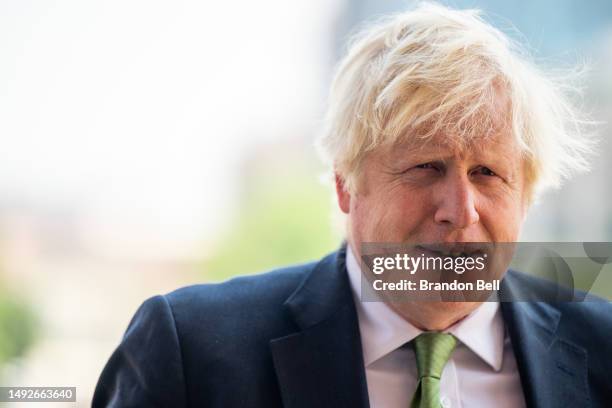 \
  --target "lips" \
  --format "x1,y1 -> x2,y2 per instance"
416,242 -> 487,257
